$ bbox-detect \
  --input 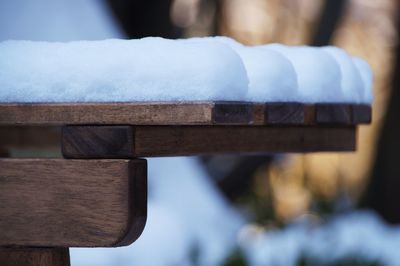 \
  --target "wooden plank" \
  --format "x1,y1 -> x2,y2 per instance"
0,126 -> 61,150
352,104 -> 372,124
252,103 -> 265,125
0,102 -> 213,126
62,126 -> 134,159
0,248 -> 69,266
62,125 -> 356,158
212,102 -> 253,124
265,103 -> 305,124
0,102 -> 371,126
315,104 -> 352,124
0,159 -> 147,247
